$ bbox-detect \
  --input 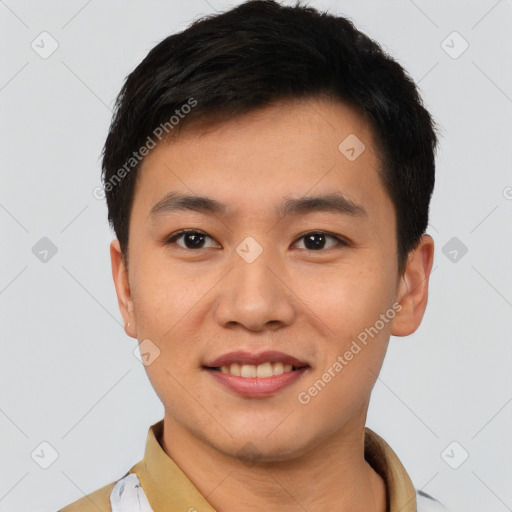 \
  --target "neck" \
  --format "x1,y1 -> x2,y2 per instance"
160,414 -> 387,512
